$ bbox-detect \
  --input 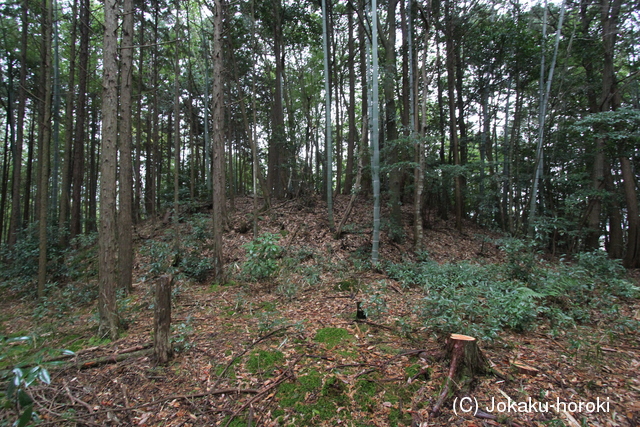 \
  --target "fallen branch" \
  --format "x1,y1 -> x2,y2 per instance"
60,348 -> 154,371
